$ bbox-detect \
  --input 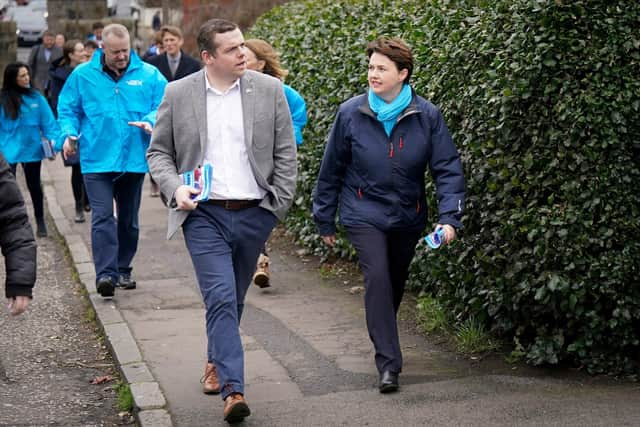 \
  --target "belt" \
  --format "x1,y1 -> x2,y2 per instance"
205,199 -> 261,210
